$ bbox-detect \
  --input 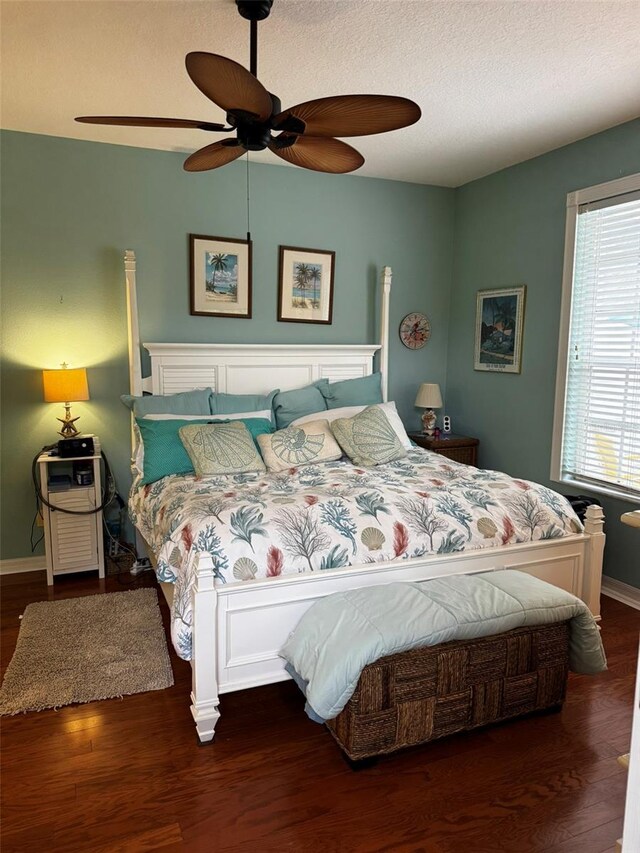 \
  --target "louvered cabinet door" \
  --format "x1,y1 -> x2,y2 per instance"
48,488 -> 100,574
